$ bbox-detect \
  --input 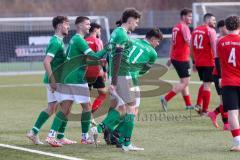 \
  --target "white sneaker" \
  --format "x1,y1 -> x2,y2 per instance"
231,139 -> 240,152
122,144 -> 144,151
26,130 -> 44,145
89,127 -> 99,147
230,145 -> 240,152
